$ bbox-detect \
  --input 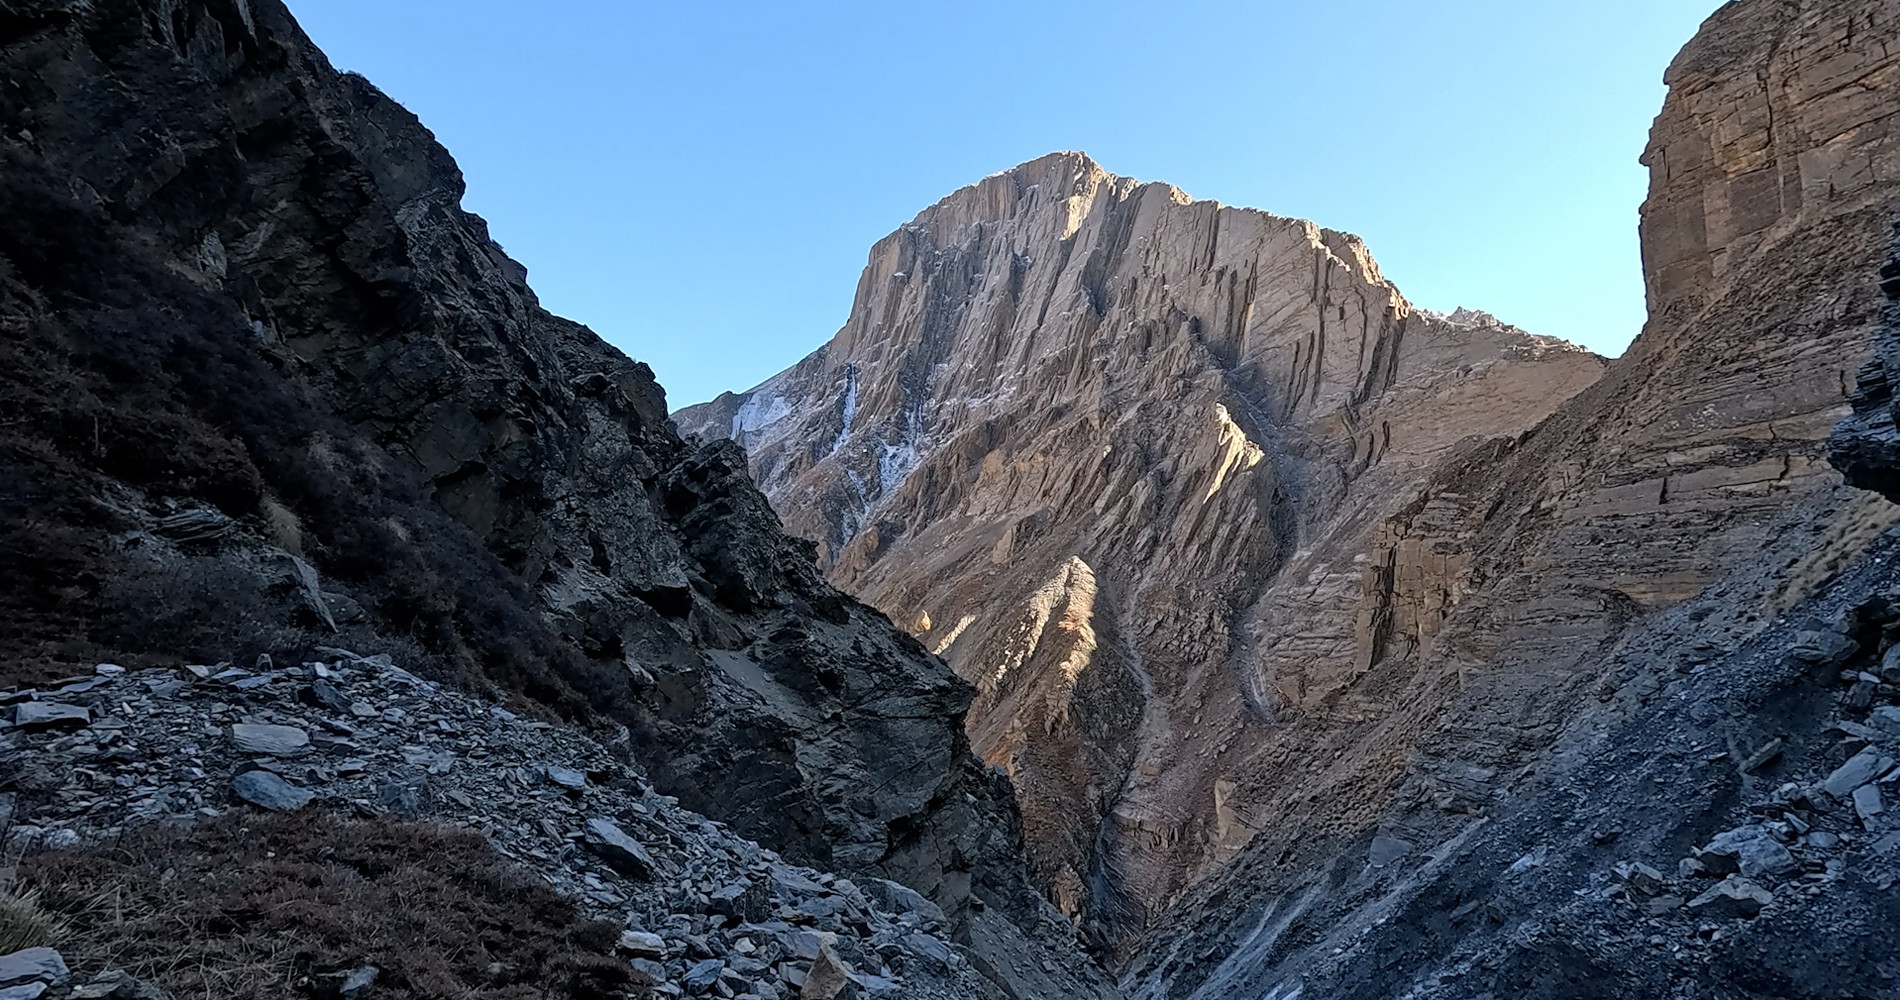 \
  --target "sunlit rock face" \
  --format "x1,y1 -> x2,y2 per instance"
676,152 -> 1607,934
1119,0 -> 1900,995
684,3 -> 1900,976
